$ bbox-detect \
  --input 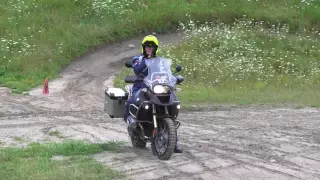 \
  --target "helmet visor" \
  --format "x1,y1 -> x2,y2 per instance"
143,40 -> 156,47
